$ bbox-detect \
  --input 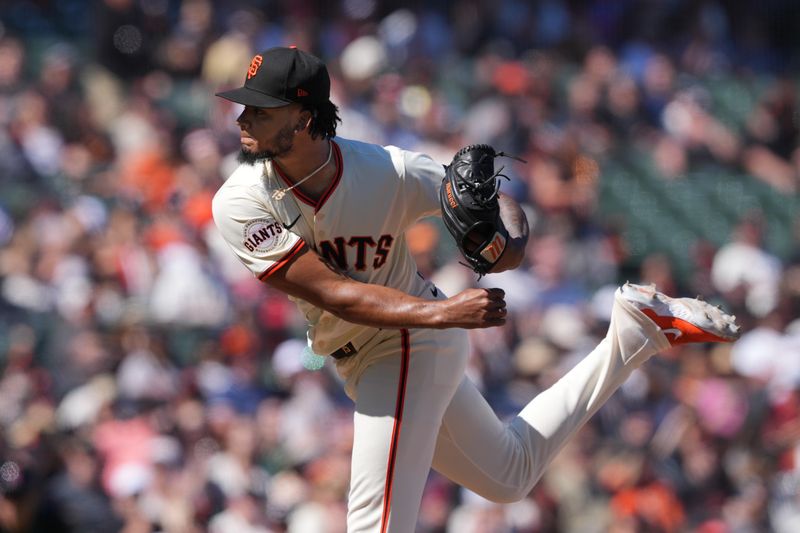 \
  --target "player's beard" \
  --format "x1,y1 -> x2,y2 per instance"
238,123 -> 295,164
